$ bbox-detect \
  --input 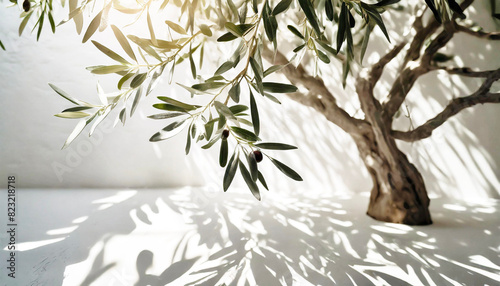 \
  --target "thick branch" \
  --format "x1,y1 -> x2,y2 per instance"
455,24 -> 500,40
421,22 -> 457,65
392,69 -> 500,142
403,11 -> 440,65
382,66 -> 428,121
261,47 -> 367,135
369,42 -> 407,85
436,67 -> 500,78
